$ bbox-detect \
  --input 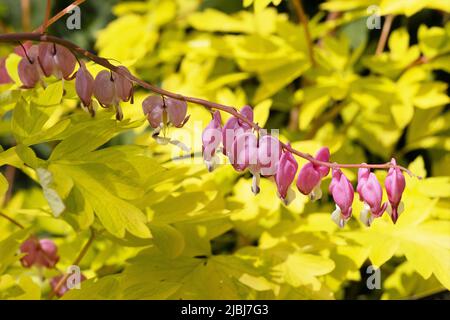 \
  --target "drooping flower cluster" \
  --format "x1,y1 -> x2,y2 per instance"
200,106 -> 282,194
196,107 -> 407,227
12,43 -> 134,119
20,236 -> 59,268
5,40 -> 409,229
